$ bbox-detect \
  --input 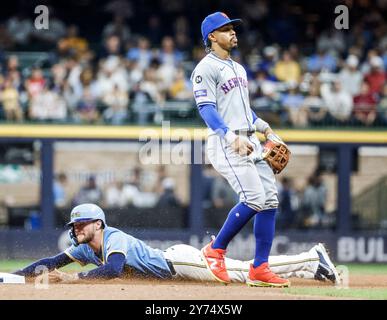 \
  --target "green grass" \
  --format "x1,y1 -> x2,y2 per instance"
344,264 -> 387,275
284,287 -> 387,300
283,263 -> 387,300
